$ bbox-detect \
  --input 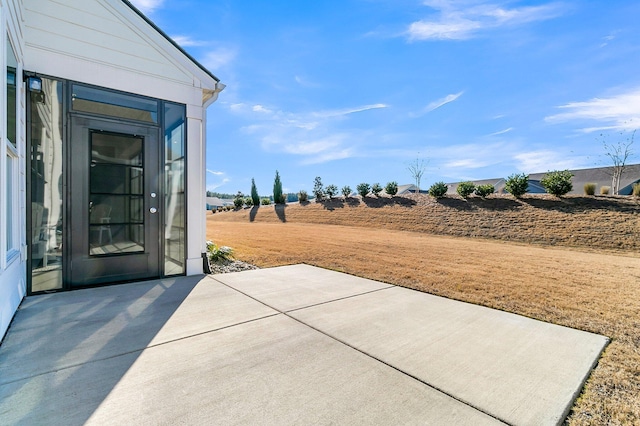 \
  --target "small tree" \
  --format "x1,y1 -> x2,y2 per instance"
357,183 -> 370,197
541,170 -> 573,197
428,181 -> 448,198
244,196 -> 253,207
456,181 -> 475,198
371,183 -> 383,196
600,128 -> 635,195
474,184 -> 495,198
298,190 -> 308,202
385,181 -> 398,196
325,184 -> 338,199
233,191 -> 244,208
504,173 -> 529,198
250,178 -> 260,206
273,170 -> 284,204
407,155 -> 428,193
313,176 -> 324,201
341,185 -> 352,198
